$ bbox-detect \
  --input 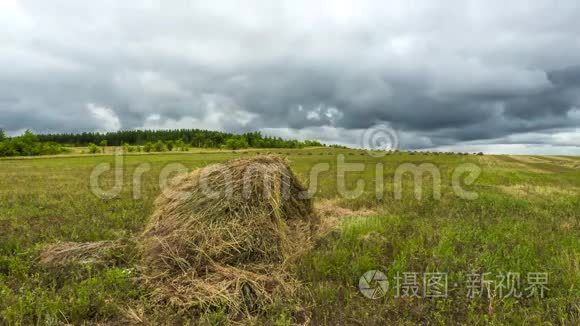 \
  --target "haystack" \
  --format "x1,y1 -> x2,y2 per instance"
139,155 -> 319,314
